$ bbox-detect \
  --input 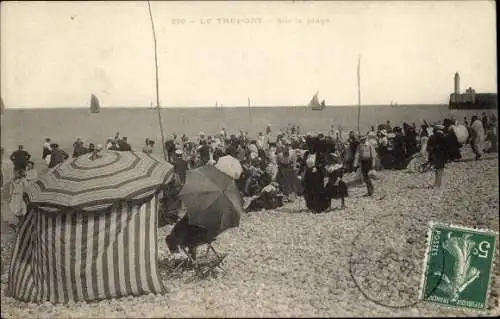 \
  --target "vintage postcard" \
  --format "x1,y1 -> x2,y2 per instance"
1,1 -> 498,317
